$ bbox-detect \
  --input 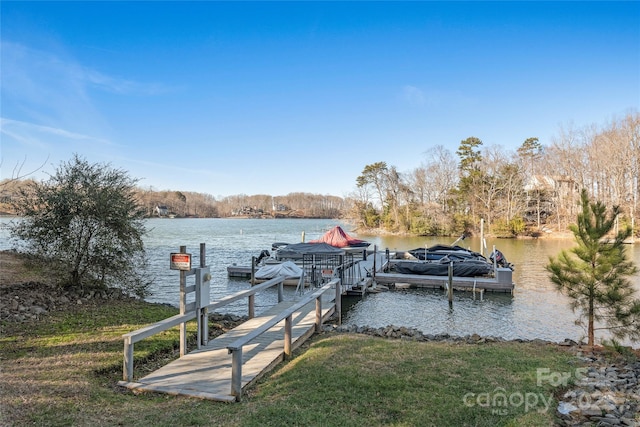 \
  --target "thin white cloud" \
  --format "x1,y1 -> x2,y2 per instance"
1,40 -> 168,173
84,67 -> 175,96
401,85 -> 478,109
403,85 -> 426,106
2,41 -> 174,98
0,118 -> 112,147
